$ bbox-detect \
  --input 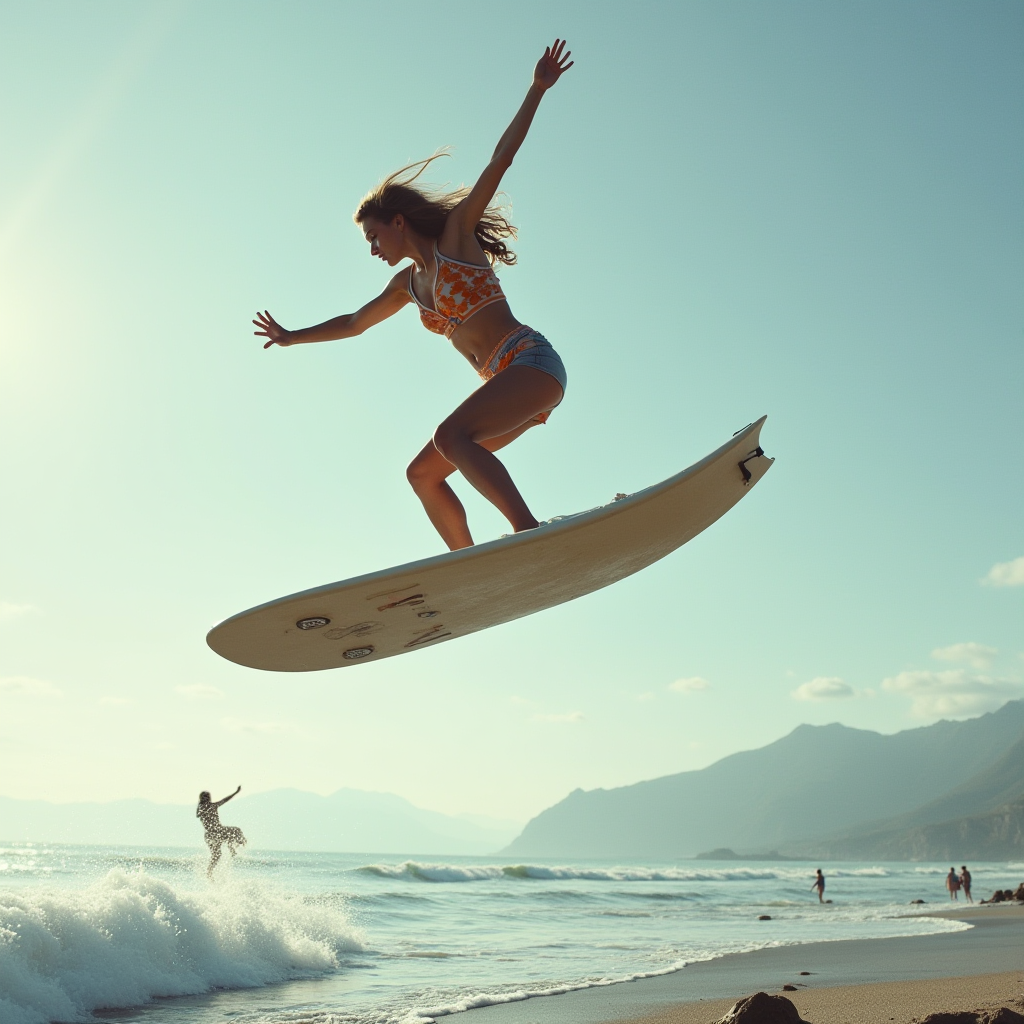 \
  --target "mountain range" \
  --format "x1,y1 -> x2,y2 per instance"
799,730 -> 1024,860
0,787 -> 521,854
4,703 -> 1021,860
503,700 -> 1024,860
